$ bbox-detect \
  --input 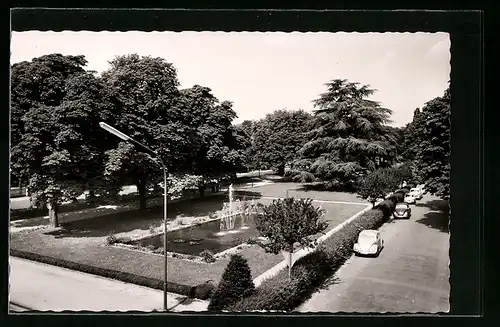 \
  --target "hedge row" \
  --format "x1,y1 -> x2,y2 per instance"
224,199 -> 397,312
10,249 -> 213,300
